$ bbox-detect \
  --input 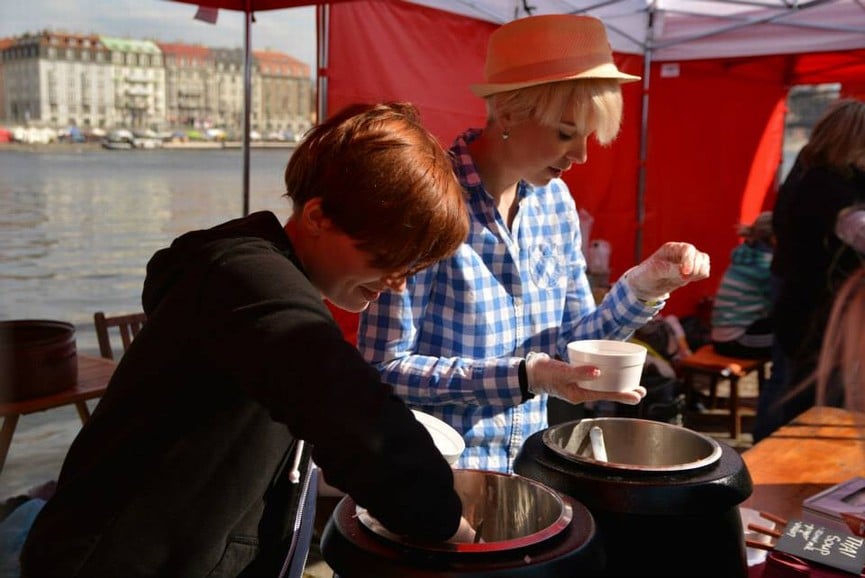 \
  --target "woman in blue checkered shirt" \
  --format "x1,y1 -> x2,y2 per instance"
357,15 -> 711,473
